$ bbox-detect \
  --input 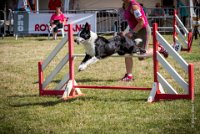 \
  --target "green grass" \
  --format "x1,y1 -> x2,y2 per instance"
0,35 -> 200,134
